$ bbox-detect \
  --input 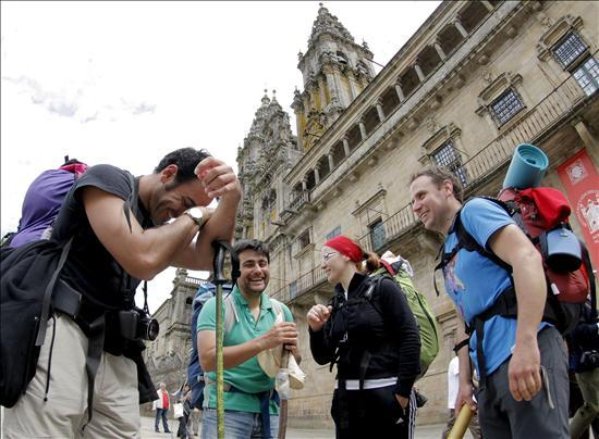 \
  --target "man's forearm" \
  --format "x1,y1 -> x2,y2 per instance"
202,336 -> 266,371
126,214 -> 198,279
196,192 -> 240,245
455,317 -> 473,386
184,192 -> 241,271
512,253 -> 546,343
